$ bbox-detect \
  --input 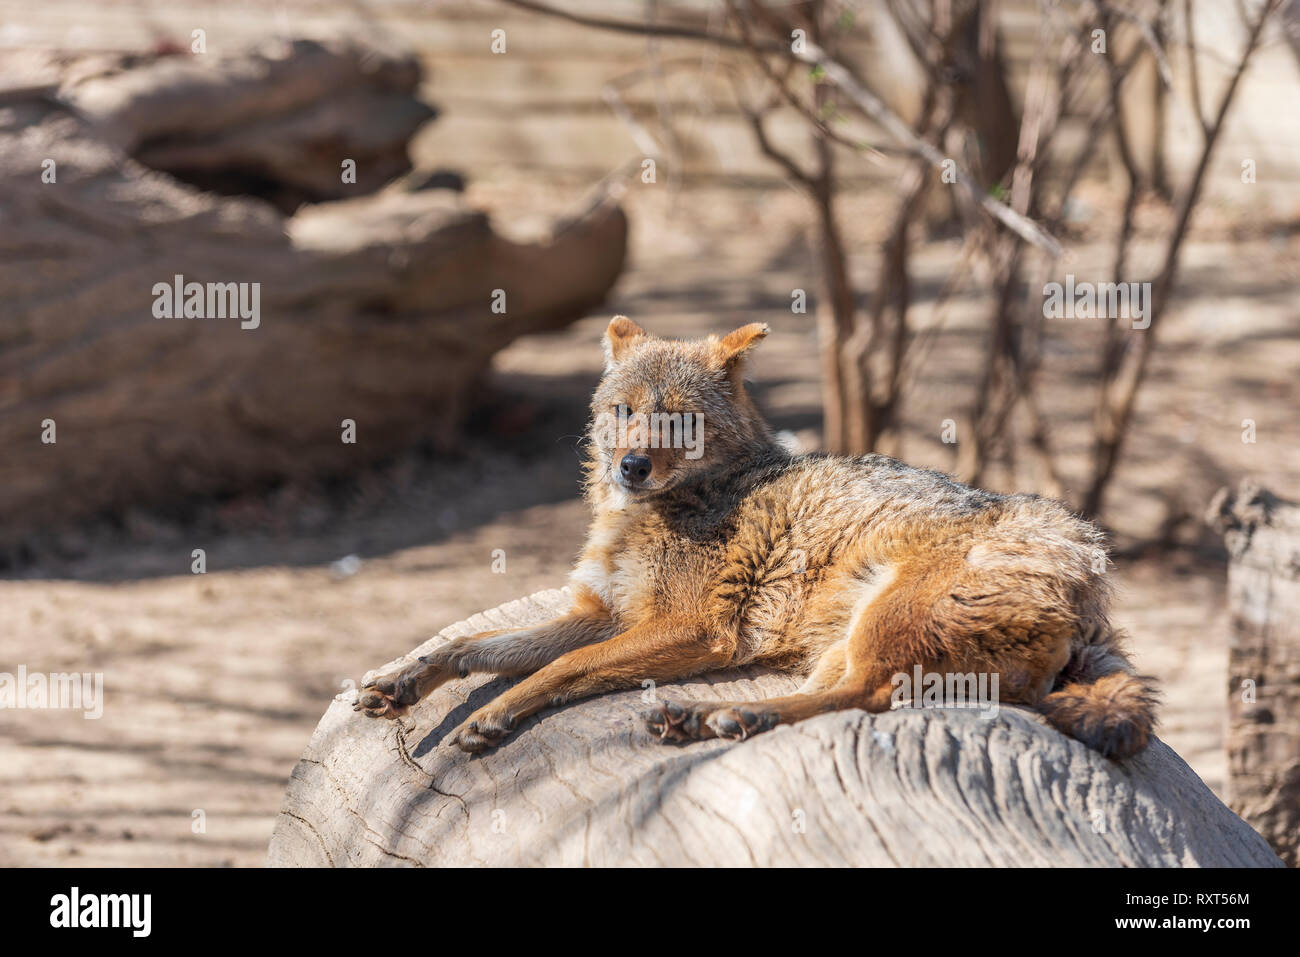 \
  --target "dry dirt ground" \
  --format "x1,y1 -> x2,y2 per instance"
2,169 -> 1297,866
